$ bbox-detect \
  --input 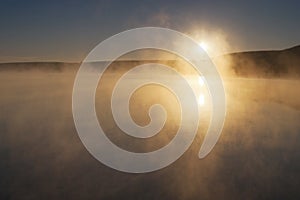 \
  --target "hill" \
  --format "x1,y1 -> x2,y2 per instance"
0,45 -> 299,78
221,45 -> 300,78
